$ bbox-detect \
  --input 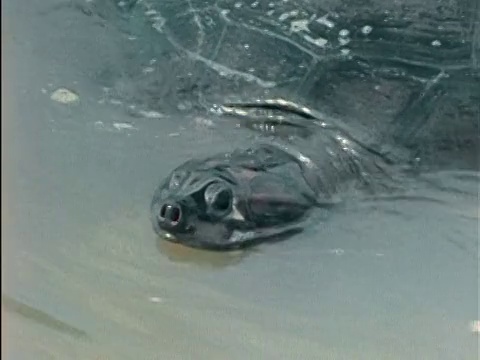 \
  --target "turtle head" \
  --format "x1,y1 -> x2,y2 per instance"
150,146 -> 318,250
